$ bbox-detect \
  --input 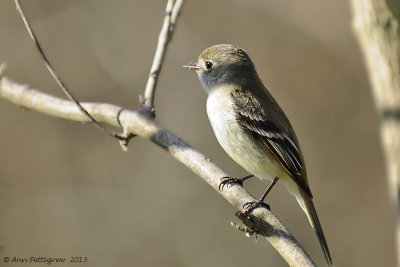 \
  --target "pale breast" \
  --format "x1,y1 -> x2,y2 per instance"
206,87 -> 286,182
